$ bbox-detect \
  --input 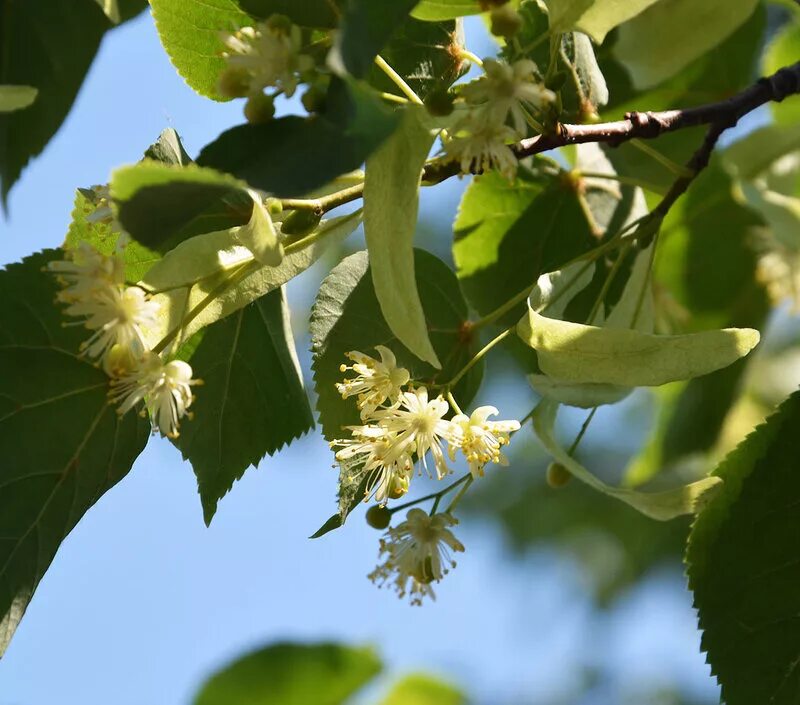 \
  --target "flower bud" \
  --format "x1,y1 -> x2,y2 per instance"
281,209 -> 322,236
388,474 -> 410,500
265,13 -> 292,35
490,4 -> 523,38
217,66 -> 251,99
366,505 -> 392,530
244,93 -> 275,124
265,198 -> 283,217
546,462 -> 572,488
